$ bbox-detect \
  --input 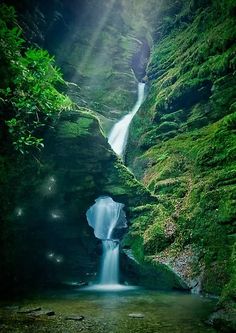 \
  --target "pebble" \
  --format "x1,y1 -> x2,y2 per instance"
65,315 -> 85,321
